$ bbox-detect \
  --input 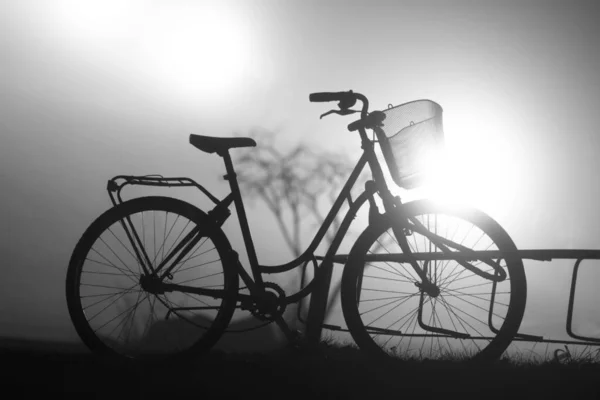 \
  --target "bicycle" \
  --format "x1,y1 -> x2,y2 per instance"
65,90 -> 527,365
